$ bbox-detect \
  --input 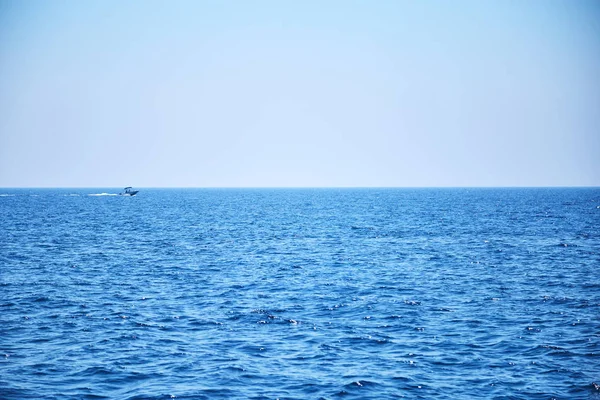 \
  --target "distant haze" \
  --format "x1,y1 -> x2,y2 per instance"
1,0 -> 599,187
